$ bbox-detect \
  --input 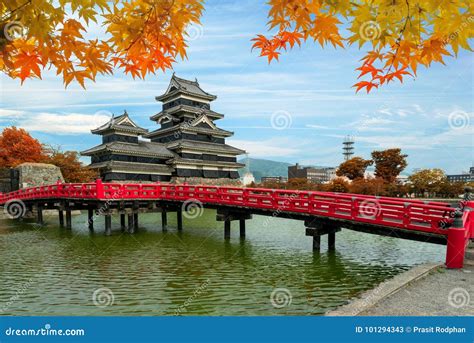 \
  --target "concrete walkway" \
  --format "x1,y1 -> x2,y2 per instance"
328,263 -> 474,316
